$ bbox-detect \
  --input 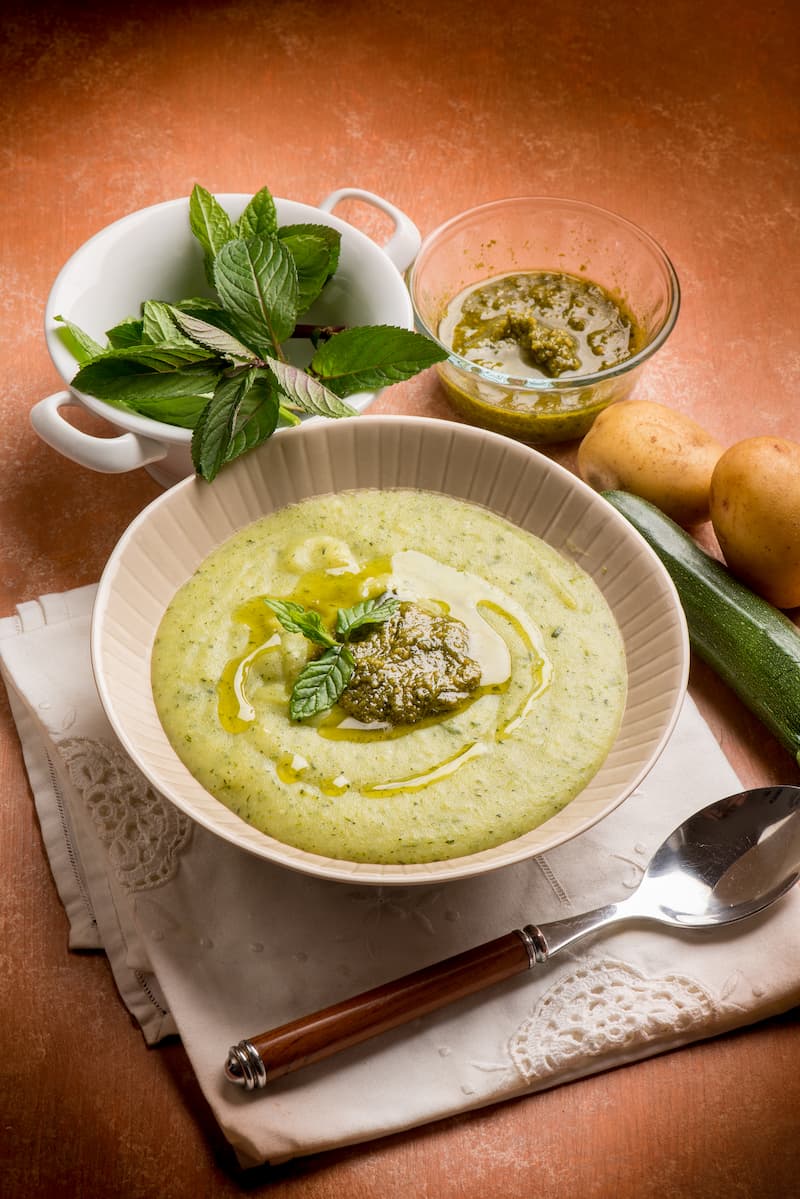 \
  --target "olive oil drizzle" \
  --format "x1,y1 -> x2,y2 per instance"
218,599 -> 282,733
480,600 -> 552,739
275,753 -> 310,784
362,741 -> 489,797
